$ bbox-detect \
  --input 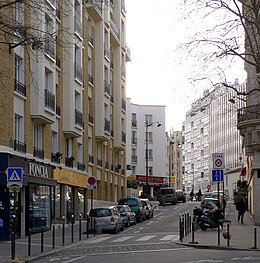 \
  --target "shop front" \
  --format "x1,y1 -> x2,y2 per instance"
53,169 -> 90,223
0,153 -> 56,240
